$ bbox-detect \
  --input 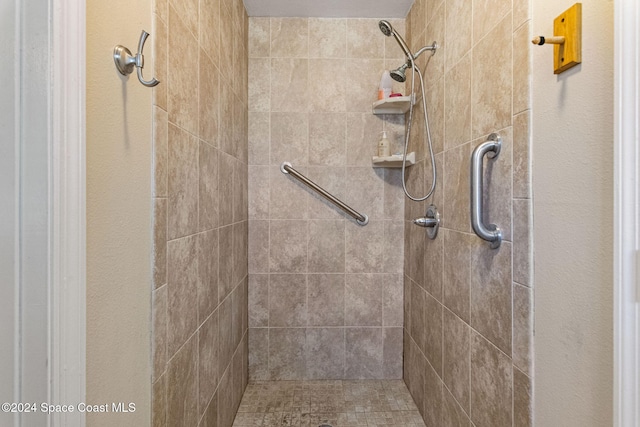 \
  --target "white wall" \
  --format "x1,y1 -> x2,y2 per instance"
532,0 -> 614,425
0,2 -> 17,423
86,0 -> 153,423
